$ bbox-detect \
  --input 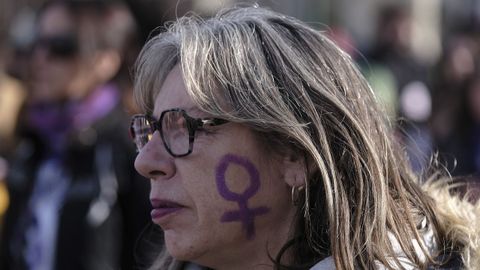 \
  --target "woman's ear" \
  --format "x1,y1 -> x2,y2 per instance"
283,154 -> 307,188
